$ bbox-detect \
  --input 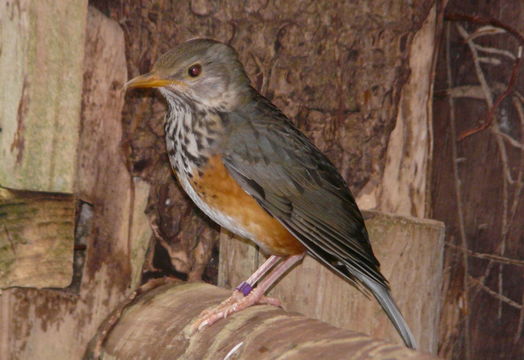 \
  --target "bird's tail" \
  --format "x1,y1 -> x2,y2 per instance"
355,272 -> 417,350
